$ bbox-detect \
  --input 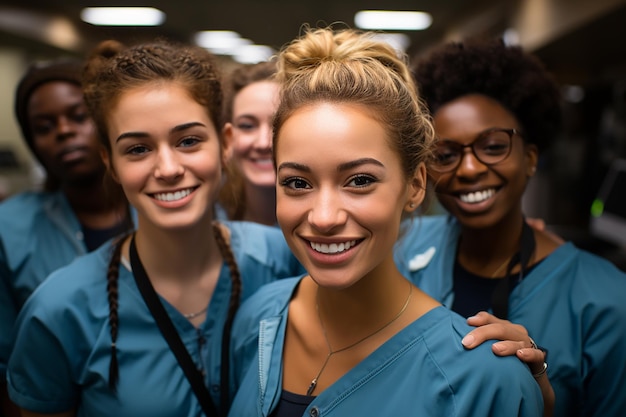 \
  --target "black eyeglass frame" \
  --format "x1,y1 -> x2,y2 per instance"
430,128 -> 520,173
